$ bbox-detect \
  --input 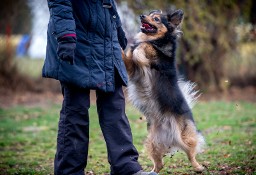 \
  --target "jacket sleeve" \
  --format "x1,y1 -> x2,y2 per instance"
47,0 -> 76,40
